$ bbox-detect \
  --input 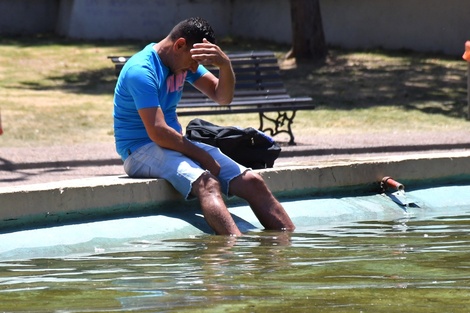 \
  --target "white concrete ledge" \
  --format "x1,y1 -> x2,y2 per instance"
265,151 -> 470,195
1,151 -> 470,232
